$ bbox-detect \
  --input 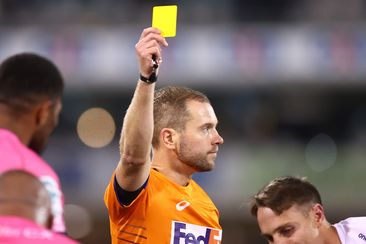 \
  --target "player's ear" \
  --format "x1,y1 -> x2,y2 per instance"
312,203 -> 325,228
34,100 -> 53,127
161,128 -> 178,149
